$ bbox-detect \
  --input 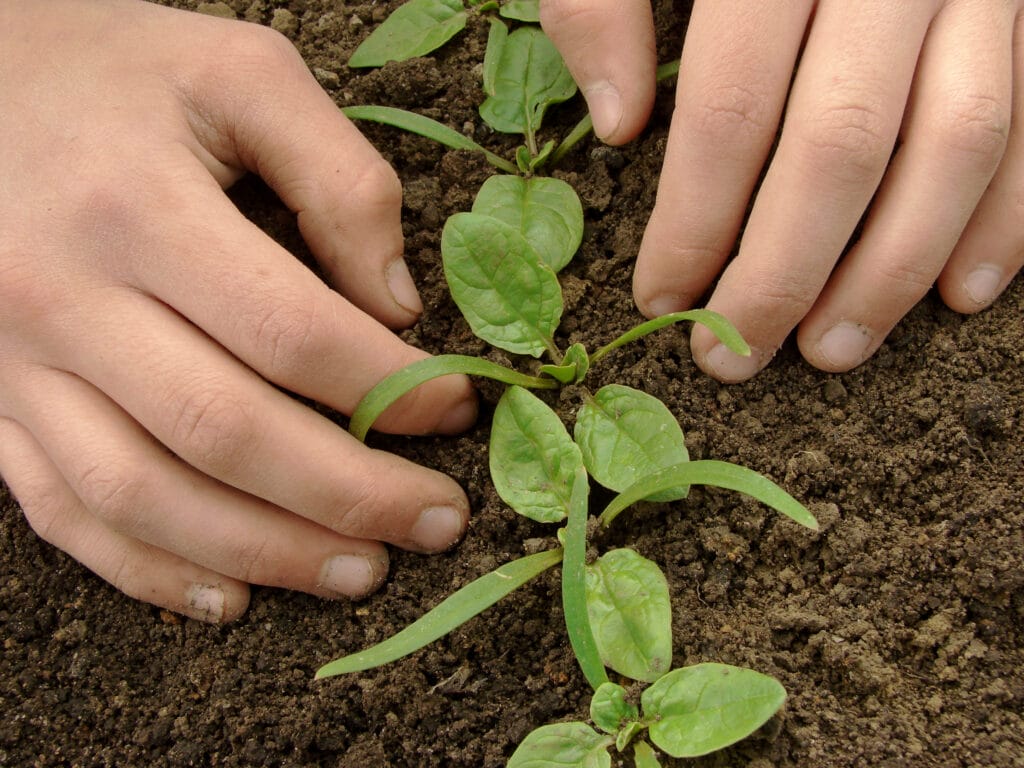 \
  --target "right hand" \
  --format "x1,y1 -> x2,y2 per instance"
0,0 -> 477,622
